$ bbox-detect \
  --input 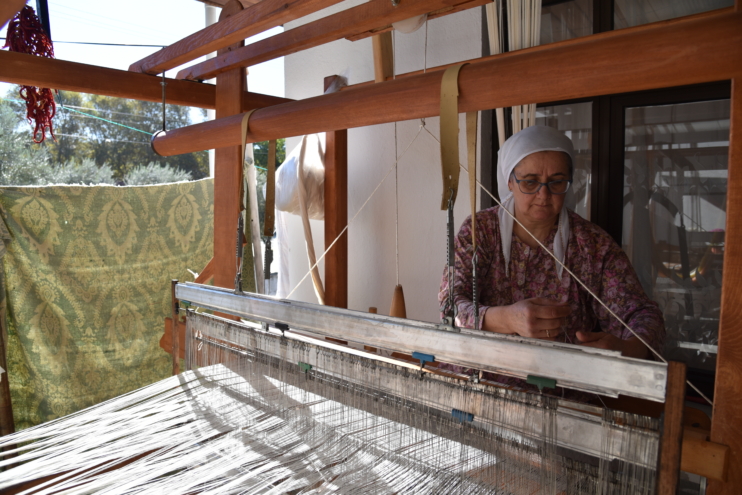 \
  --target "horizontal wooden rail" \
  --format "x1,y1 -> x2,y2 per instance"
177,0 -> 488,81
153,9 -> 742,156
129,0 -> 344,75
0,0 -> 25,31
0,51 -> 292,110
